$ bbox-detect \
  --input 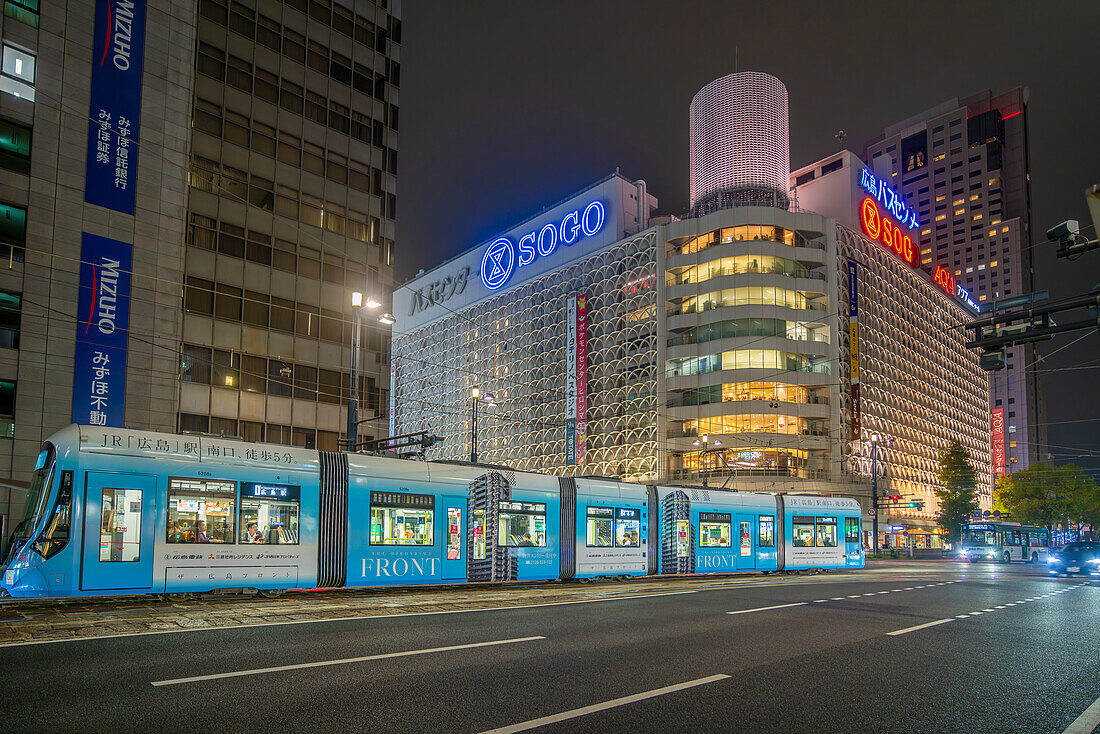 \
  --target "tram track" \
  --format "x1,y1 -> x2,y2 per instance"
0,564 -> 978,645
